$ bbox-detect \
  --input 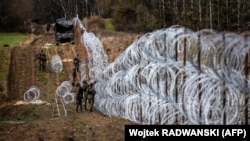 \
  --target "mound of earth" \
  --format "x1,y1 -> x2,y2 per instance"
0,30 -> 138,141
